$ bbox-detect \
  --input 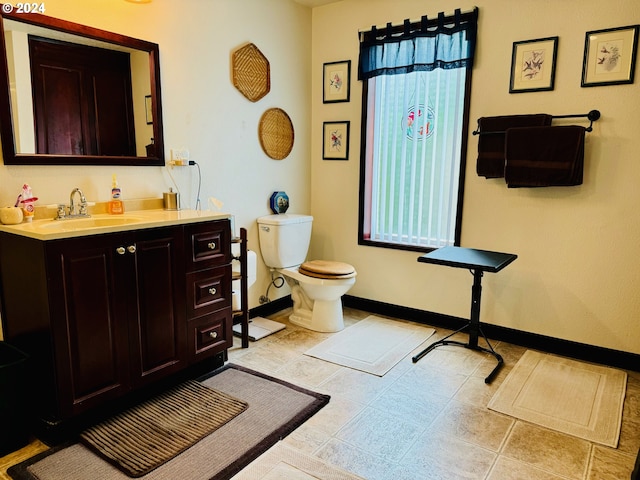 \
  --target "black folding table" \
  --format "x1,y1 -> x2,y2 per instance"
412,246 -> 517,384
